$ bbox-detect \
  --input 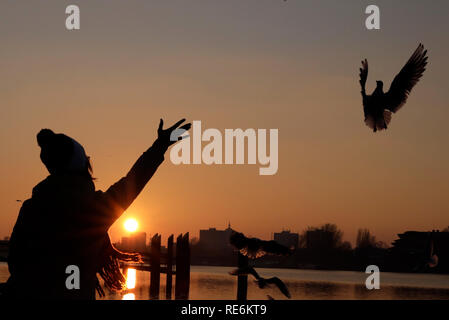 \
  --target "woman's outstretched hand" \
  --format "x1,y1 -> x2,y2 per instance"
157,118 -> 191,148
